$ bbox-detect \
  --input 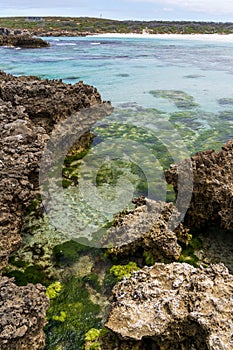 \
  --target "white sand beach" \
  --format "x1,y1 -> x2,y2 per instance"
90,33 -> 233,42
